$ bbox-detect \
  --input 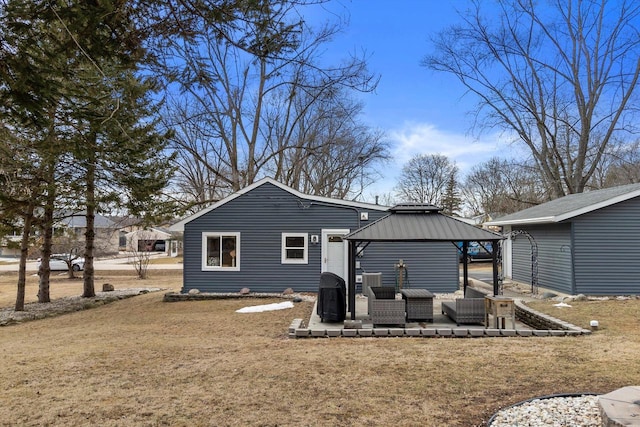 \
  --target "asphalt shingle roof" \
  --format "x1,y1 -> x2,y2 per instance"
59,212 -> 117,229
487,182 -> 640,226
345,204 -> 503,242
